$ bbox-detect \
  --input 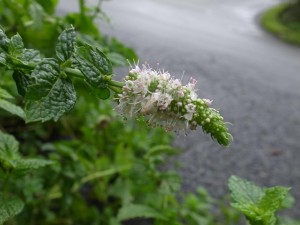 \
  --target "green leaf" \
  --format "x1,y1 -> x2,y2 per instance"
228,176 -> 264,206
0,132 -> 20,170
228,176 -> 291,225
25,58 -> 60,100
56,27 -> 76,62
0,99 -> 25,119
258,187 -> 290,213
15,158 -> 53,172
24,58 -> 76,122
28,2 -> 45,28
0,87 -> 13,99
19,49 -> 41,64
8,33 -> 24,56
25,77 -> 76,122
13,70 -> 31,97
0,51 -> 6,66
92,86 -> 110,100
0,27 -> 9,51
0,132 -> 19,155
74,45 -> 112,87
0,196 -> 24,224
117,204 -> 167,221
